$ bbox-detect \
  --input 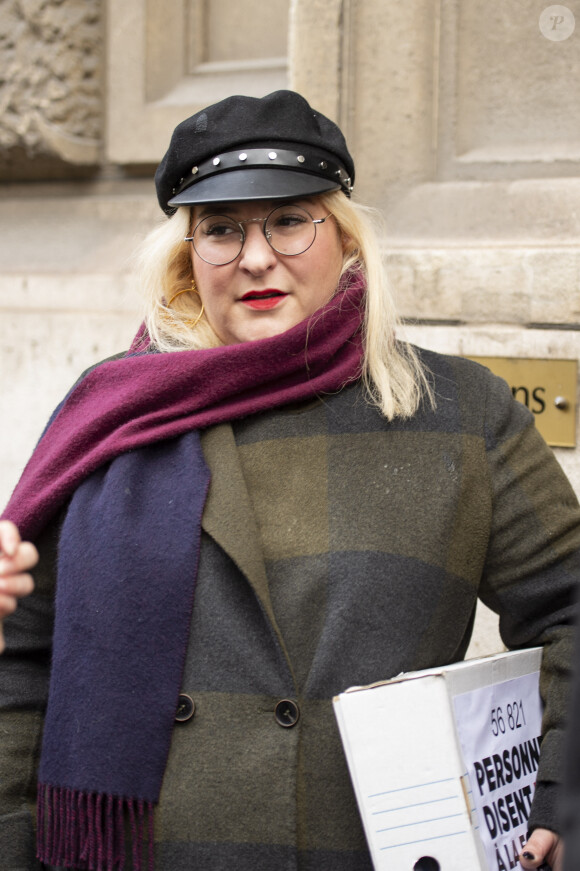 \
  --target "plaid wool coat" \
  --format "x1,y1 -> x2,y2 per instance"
1,348 -> 579,870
